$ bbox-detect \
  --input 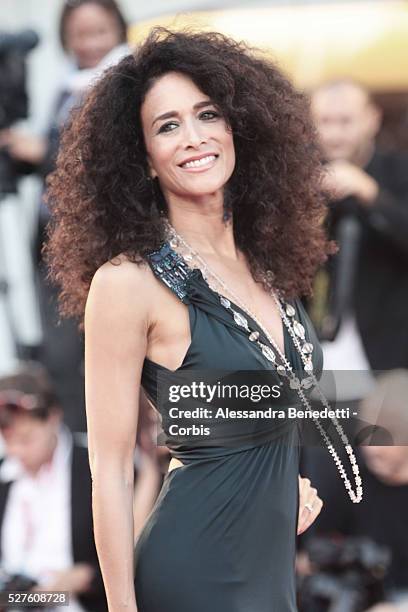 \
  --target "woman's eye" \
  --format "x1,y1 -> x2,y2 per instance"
200,110 -> 220,120
158,121 -> 178,134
